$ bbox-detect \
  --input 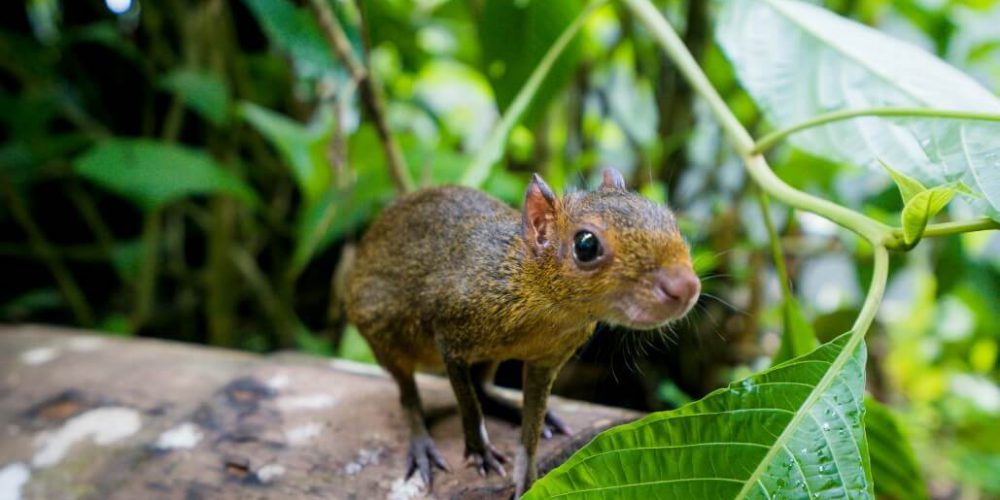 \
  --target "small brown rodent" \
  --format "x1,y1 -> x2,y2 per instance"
345,168 -> 699,496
